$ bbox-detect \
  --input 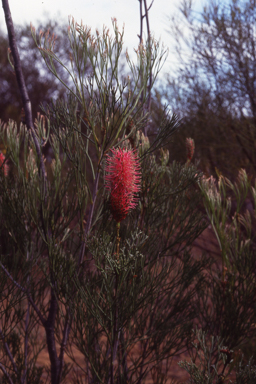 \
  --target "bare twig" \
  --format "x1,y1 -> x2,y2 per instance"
144,0 -> 153,113
120,329 -> 129,382
138,0 -> 154,136
57,311 -> 72,383
79,169 -> 100,265
0,328 -> 18,376
137,295 -> 159,384
21,301 -> 30,384
2,0 -> 48,193
138,0 -> 144,43
230,123 -> 256,173
45,287 -> 60,383
147,0 -> 154,12
0,363 -> 14,384
0,262 -> 46,326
